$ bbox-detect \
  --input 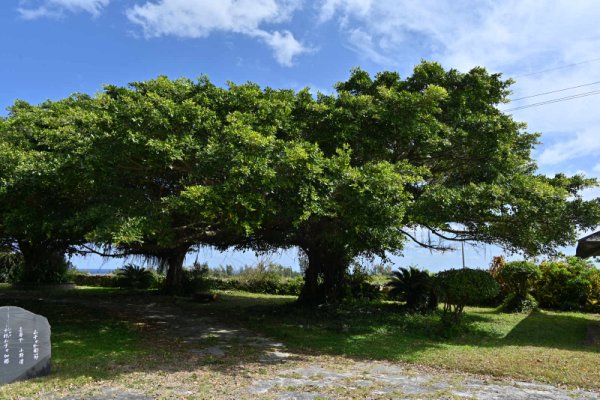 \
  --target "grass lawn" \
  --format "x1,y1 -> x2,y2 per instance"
0,287 -> 598,397
209,290 -> 600,388
0,288 -> 166,398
